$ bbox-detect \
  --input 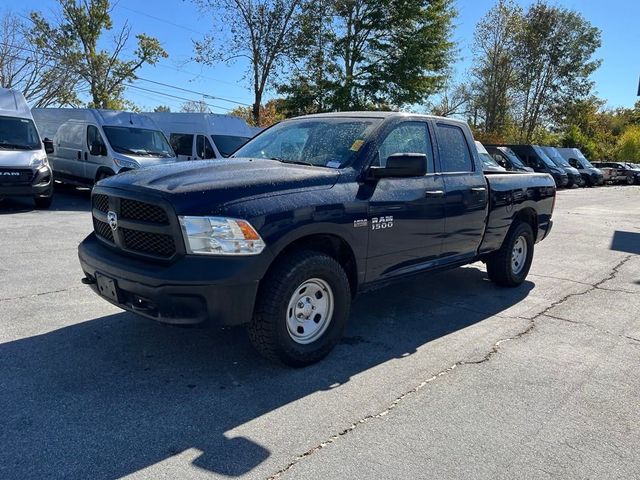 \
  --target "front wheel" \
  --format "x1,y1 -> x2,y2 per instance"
247,250 -> 351,367
486,222 -> 534,287
626,175 -> 635,185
